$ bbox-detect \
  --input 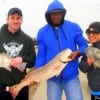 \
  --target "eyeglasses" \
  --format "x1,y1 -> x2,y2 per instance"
86,29 -> 100,35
